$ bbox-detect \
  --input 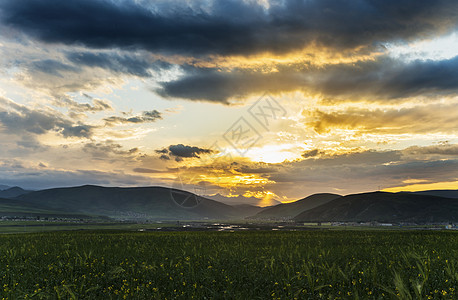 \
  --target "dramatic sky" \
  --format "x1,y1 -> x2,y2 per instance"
0,0 -> 458,204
